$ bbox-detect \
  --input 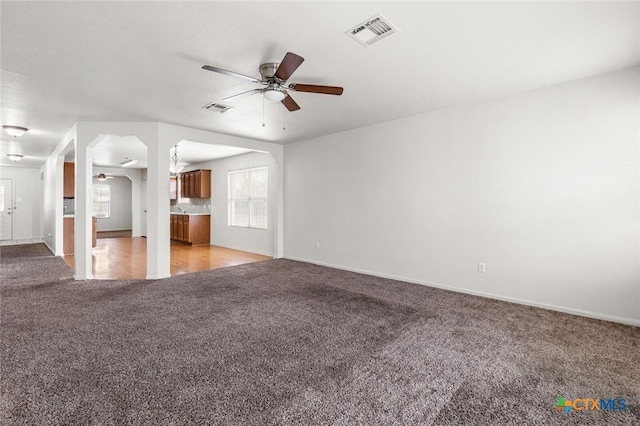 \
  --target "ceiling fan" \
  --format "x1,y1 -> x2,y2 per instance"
202,52 -> 343,111
93,173 -> 115,181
